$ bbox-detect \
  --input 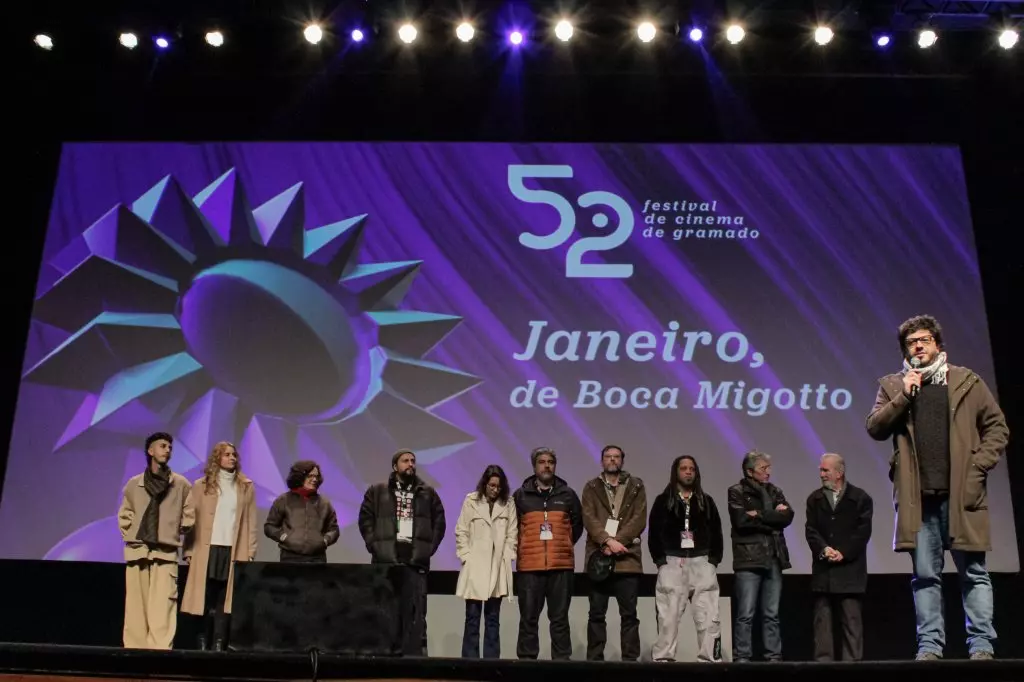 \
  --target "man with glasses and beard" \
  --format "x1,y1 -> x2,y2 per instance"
513,447 -> 583,660
648,455 -> 724,662
358,450 -> 446,656
867,314 -> 1008,661
581,445 -> 647,661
